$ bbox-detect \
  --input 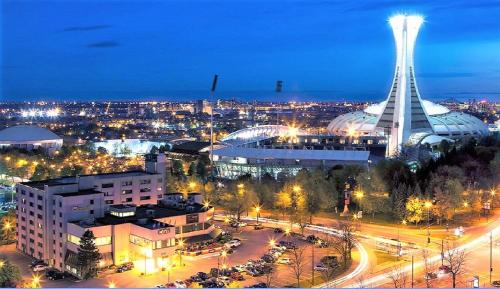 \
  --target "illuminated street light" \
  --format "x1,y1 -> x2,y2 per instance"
31,274 -> 41,288
188,182 -> 196,191
108,281 -> 116,288
177,239 -> 185,266
424,201 -> 432,244
255,205 -> 261,225
203,200 -> 210,209
0,260 -> 4,268
463,201 -> 469,208
269,238 -> 276,248
293,185 -> 301,193
237,183 -> 244,190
